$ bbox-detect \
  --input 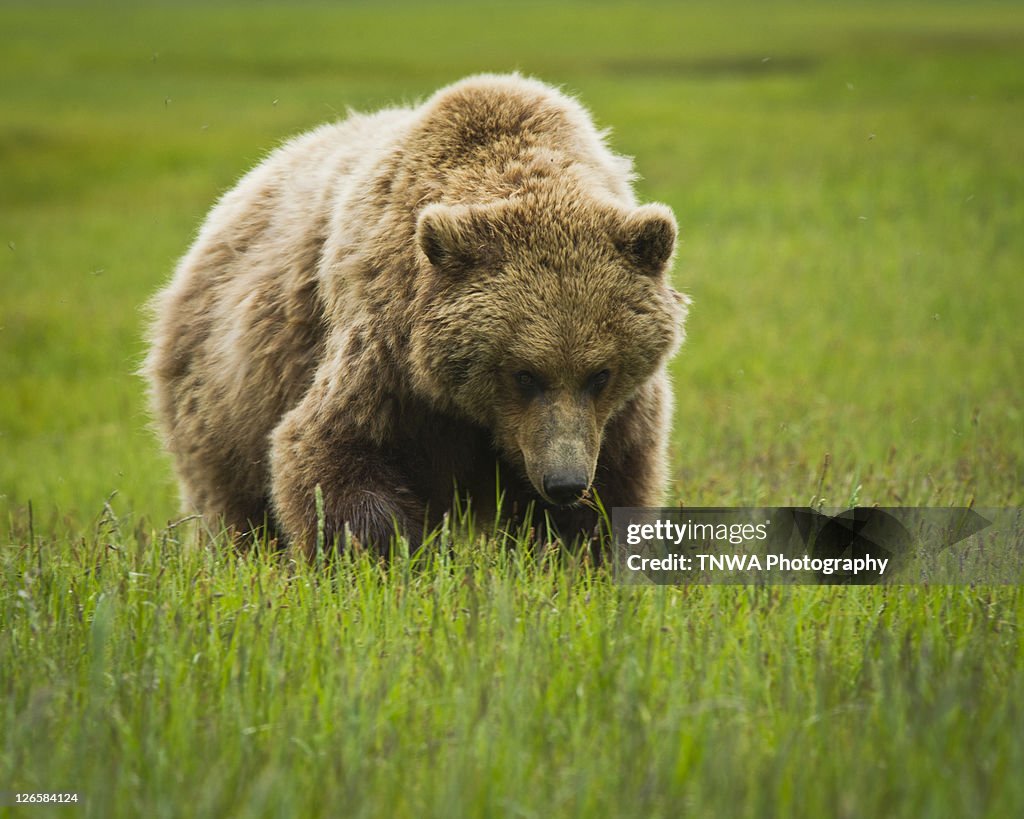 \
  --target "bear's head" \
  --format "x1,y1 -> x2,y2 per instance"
411,194 -> 688,507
